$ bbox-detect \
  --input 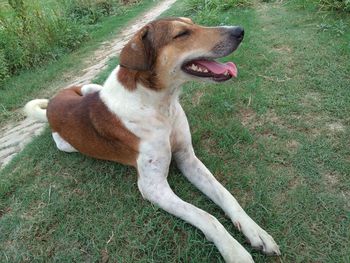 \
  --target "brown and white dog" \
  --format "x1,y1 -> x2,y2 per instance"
25,17 -> 280,262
